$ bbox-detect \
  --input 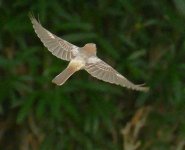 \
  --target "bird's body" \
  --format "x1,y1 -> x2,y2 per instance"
52,43 -> 97,85
30,14 -> 149,92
